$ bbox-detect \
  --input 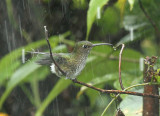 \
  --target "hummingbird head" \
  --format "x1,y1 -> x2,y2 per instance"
73,41 -> 112,55
73,41 -> 93,54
